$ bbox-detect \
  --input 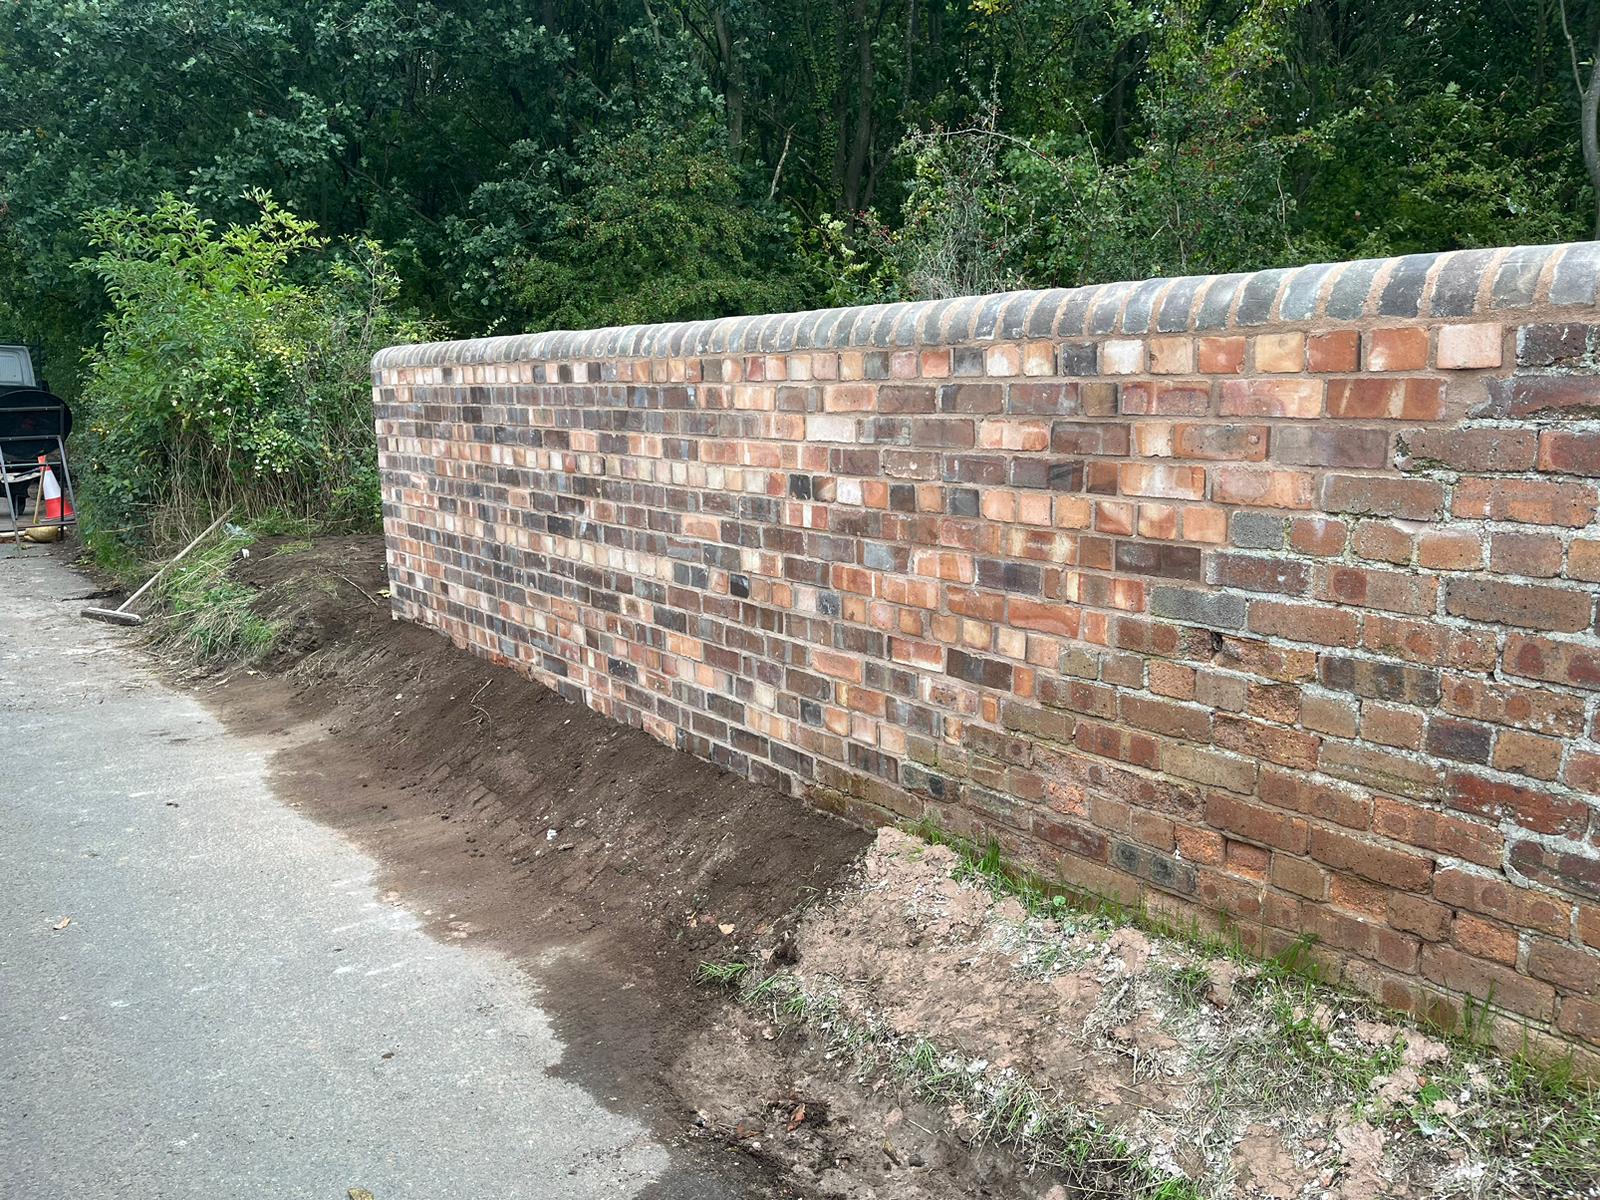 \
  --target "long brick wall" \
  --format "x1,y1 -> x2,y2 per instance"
374,245 -> 1600,1061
